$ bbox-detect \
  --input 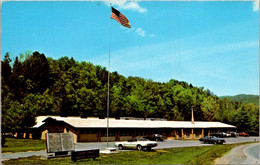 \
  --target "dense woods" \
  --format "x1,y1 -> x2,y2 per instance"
1,51 -> 259,136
